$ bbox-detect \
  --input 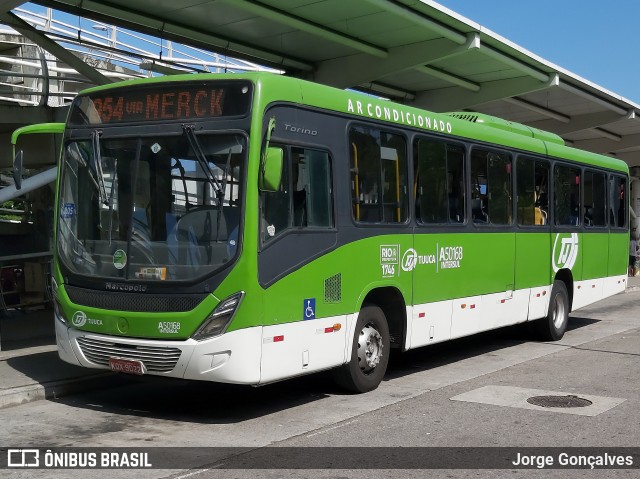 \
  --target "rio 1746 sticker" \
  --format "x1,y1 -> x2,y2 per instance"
380,245 -> 399,277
